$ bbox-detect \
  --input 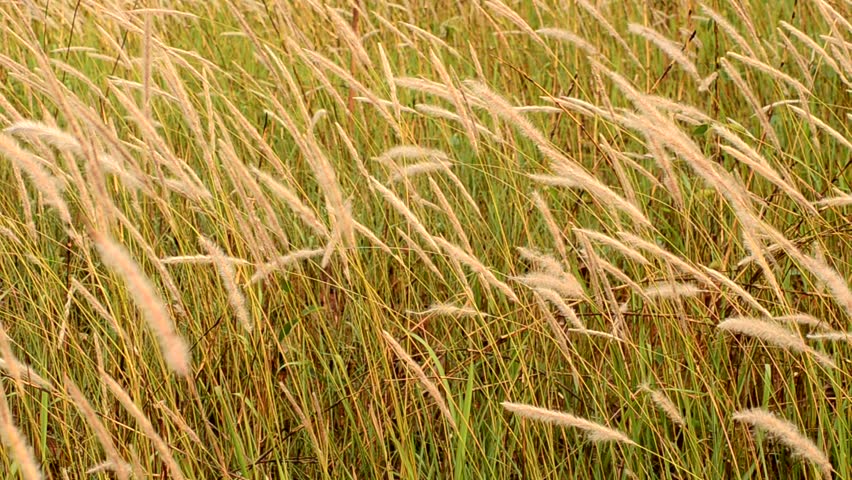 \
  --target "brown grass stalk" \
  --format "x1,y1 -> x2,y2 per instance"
717,317 -> 835,369
101,371 -> 186,480
199,235 -> 253,333
733,408 -> 832,479
92,232 -> 191,377
382,330 -> 457,430
64,377 -> 130,480
502,401 -> 636,445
